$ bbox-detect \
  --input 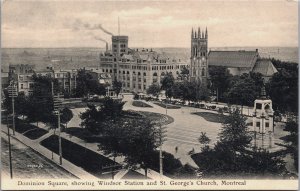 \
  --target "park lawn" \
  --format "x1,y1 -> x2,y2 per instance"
138,111 -> 174,125
132,101 -> 153,108
153,102 -> 181,109
192,112 -> 227,123
40,135 -> 121,178
23,128 -> 48,140
64,127 -> 103,143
